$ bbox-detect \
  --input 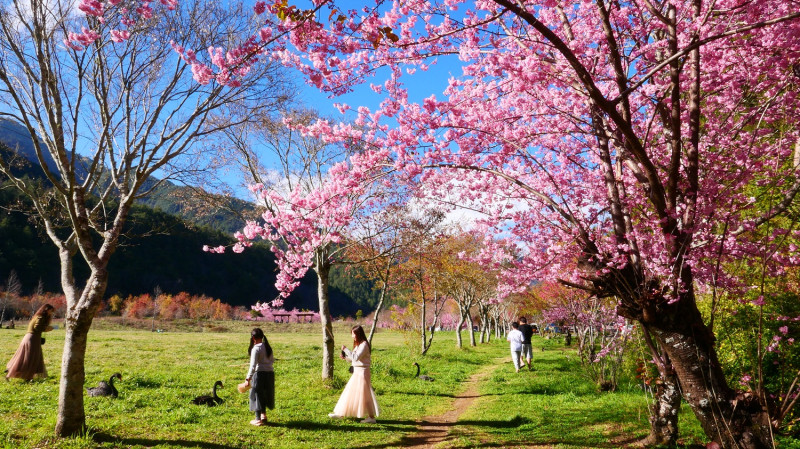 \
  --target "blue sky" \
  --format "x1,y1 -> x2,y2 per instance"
296,56 -> 462,121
